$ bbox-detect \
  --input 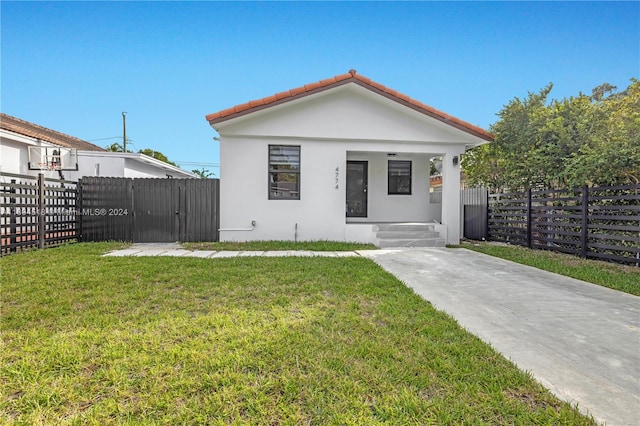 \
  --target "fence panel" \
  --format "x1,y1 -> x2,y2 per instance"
79,177 -> 219,243
530,188 -> 584,256
1,172 -> 78,255
79,177 -> 134,242
133,179 -> 178,243
488,191 -> 529,246
179,178 -> 220,242
487,184 -> 640,266
461,187 -> 488,240
587,185 -> 640,265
